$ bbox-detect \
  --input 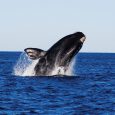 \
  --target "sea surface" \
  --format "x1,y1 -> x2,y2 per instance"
0,52 -> 115,114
